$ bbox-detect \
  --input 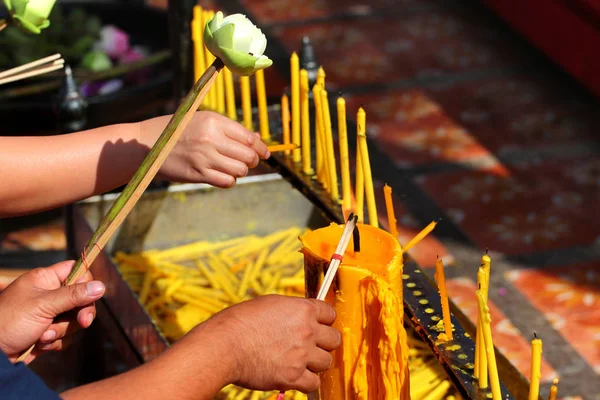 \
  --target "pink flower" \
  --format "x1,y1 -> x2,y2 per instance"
95,25 -> 130,59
